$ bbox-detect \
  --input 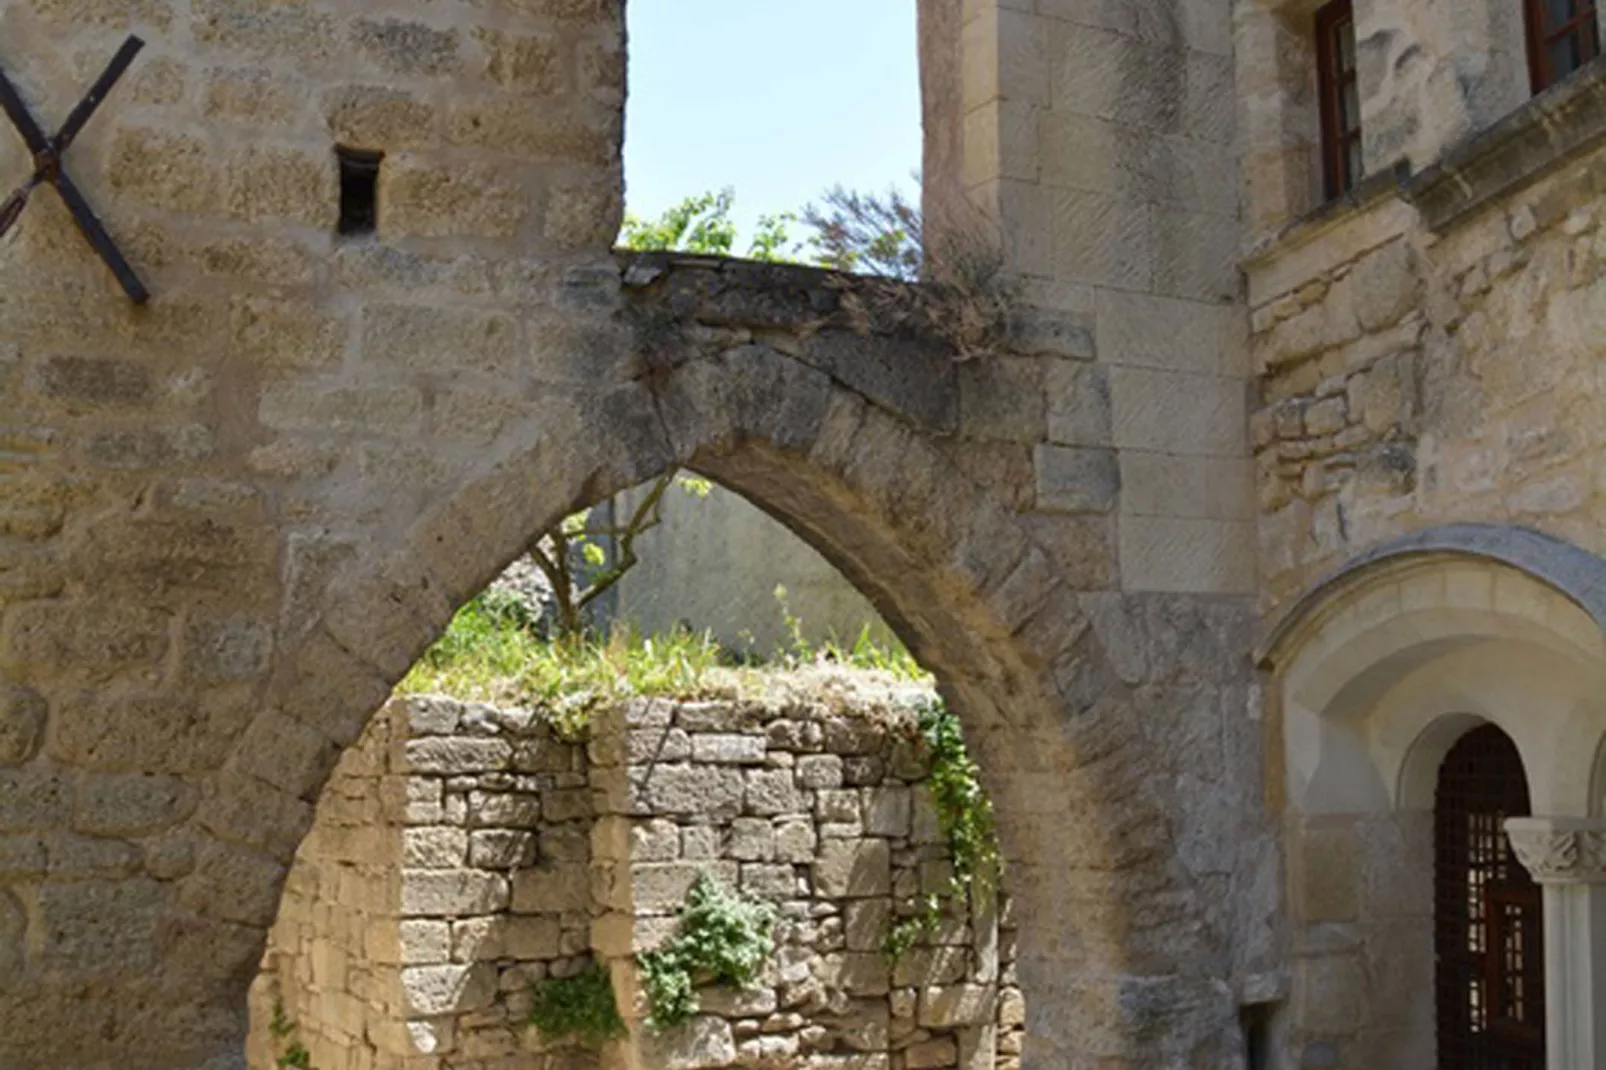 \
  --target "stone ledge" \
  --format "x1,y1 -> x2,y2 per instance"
1245,56 -> 1606,274
1406,55 -> 1606,231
